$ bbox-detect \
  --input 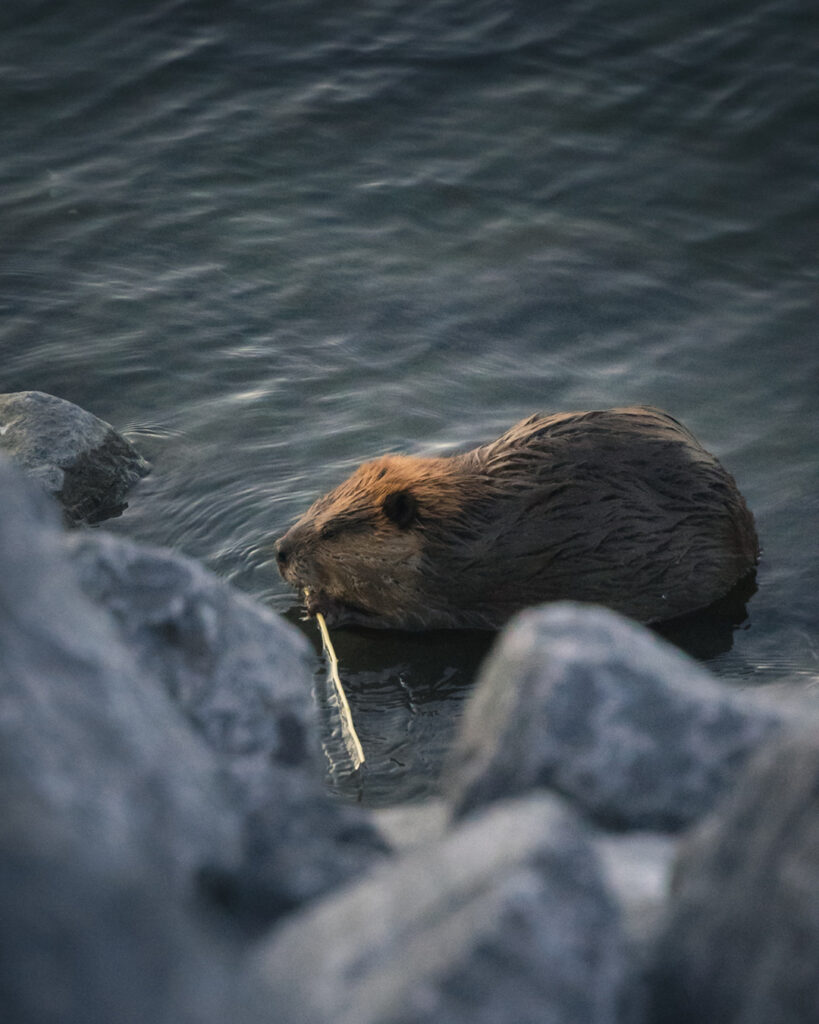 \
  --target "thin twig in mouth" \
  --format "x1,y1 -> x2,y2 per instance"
305,588 -> 365,770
